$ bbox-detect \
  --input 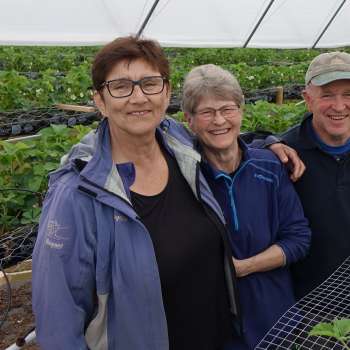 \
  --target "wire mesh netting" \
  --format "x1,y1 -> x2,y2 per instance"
0,108 -> 100,138
255,257 -> 350,349
0,225 -> 37,269
0,85 -> 304,138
